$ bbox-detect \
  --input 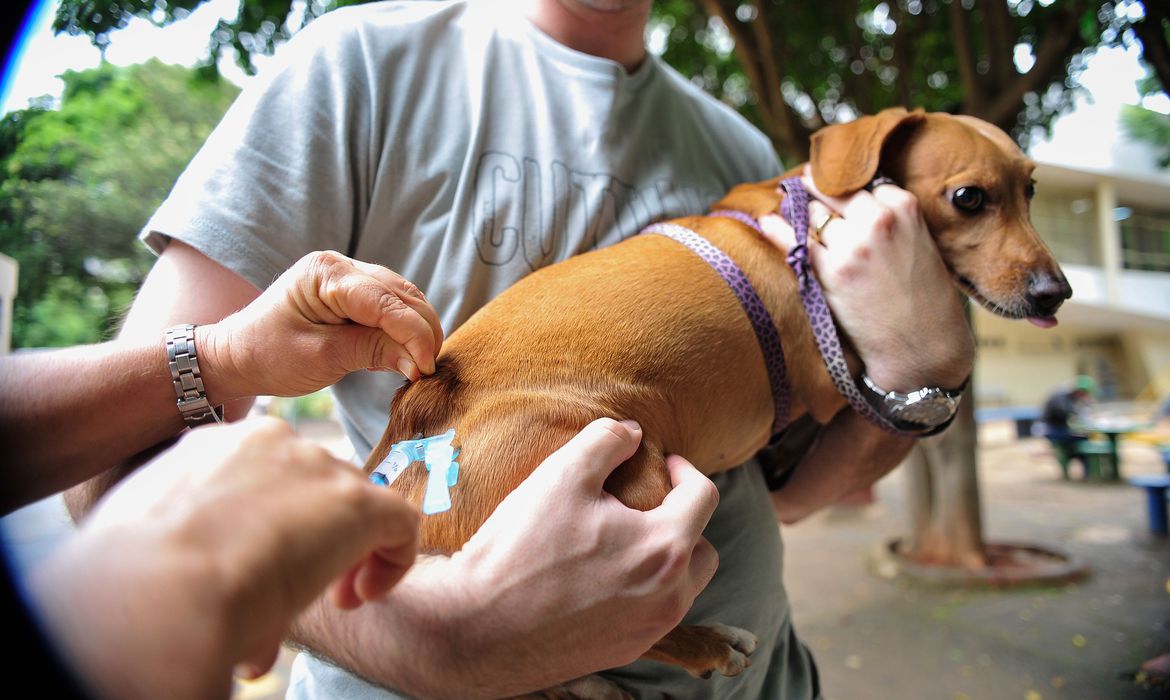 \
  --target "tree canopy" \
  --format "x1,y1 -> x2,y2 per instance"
0,60 -> 238,347
659,0 -> 1167,160
52,0 -> 1170,163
